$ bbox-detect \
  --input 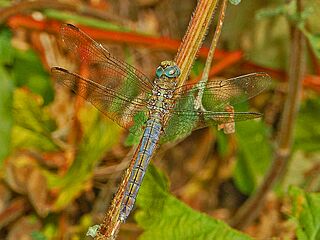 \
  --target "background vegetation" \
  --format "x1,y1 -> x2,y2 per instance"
0,0 -> 320,239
